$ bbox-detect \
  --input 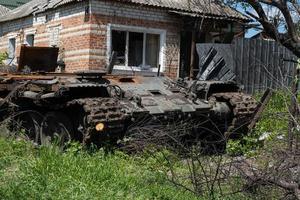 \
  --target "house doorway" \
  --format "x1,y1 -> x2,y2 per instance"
179,31 -> 206,78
